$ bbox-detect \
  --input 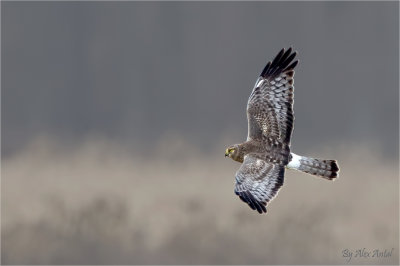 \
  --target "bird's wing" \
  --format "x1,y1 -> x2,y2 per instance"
234,154 -> 285,213
247,48 -> 298,145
